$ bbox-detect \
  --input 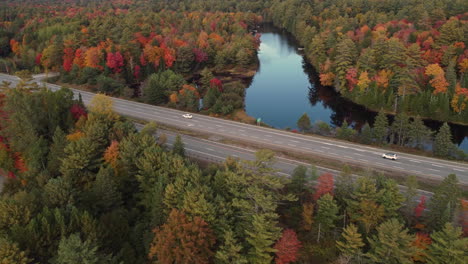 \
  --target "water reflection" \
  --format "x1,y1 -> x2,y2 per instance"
245,24 -> 468,151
